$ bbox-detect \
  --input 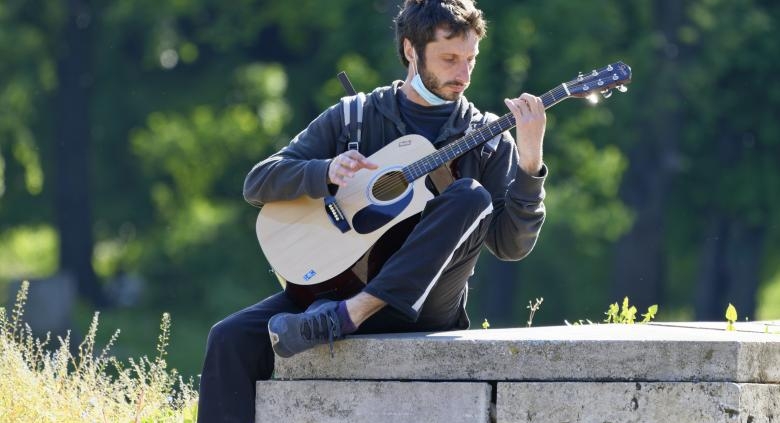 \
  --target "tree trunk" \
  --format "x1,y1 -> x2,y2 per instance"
55,0 -> 104,306
611,0 -> 683,309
